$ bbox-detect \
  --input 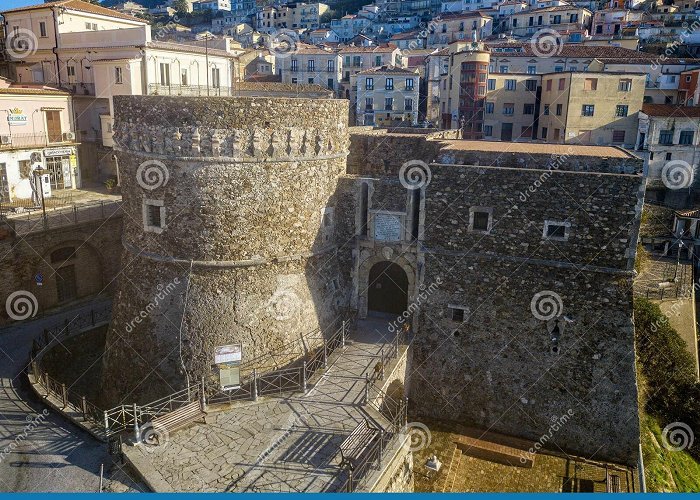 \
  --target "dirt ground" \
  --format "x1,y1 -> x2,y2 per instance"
412,418 -> 637,493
